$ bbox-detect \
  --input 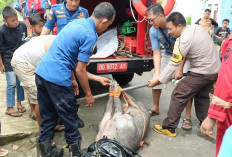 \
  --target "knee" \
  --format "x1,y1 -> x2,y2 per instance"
7,77 -> 16,88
